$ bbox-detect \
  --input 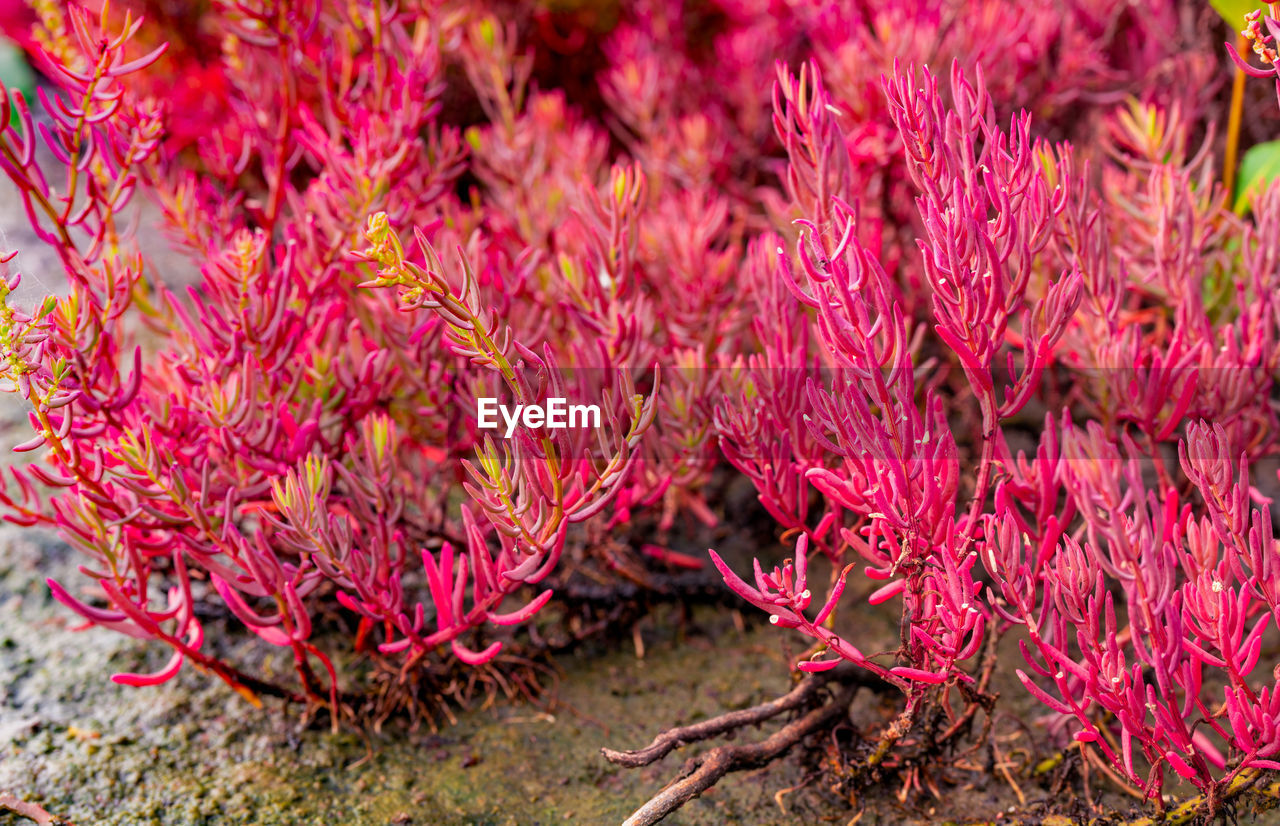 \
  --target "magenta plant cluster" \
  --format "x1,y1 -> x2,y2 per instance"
1,0 -> 1278,815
